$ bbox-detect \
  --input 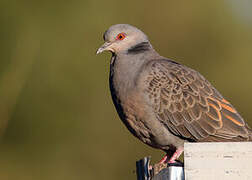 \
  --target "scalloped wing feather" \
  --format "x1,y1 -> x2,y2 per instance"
144,59 -> 251,142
